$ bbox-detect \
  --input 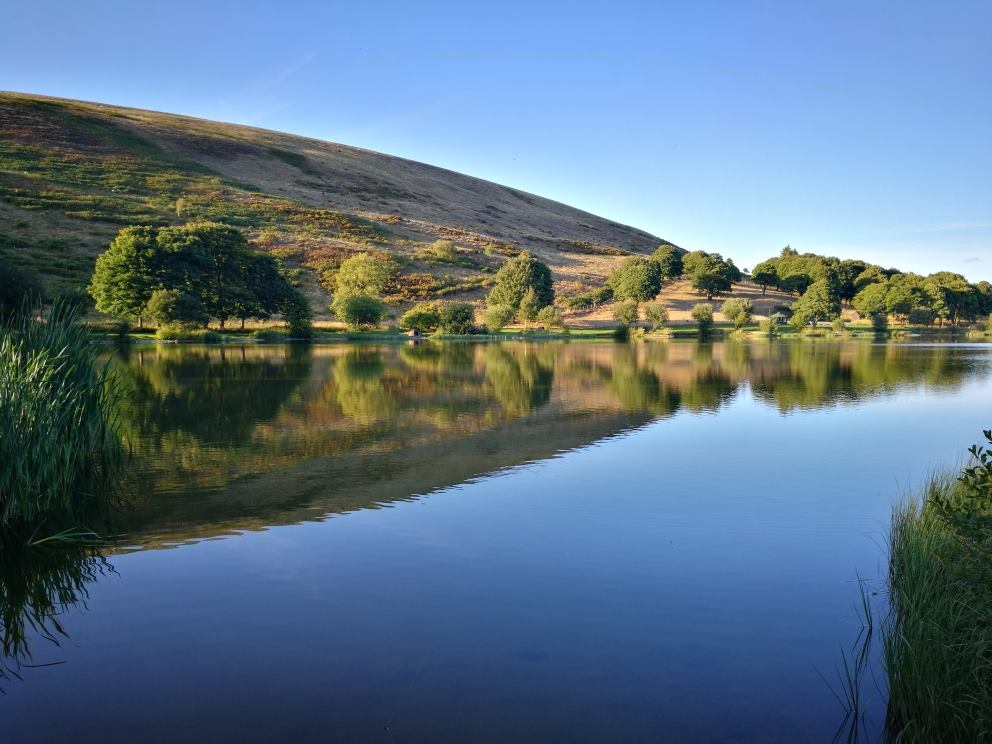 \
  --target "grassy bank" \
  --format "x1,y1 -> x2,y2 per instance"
0,306 -> 122,524
881,455 -> 992,740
